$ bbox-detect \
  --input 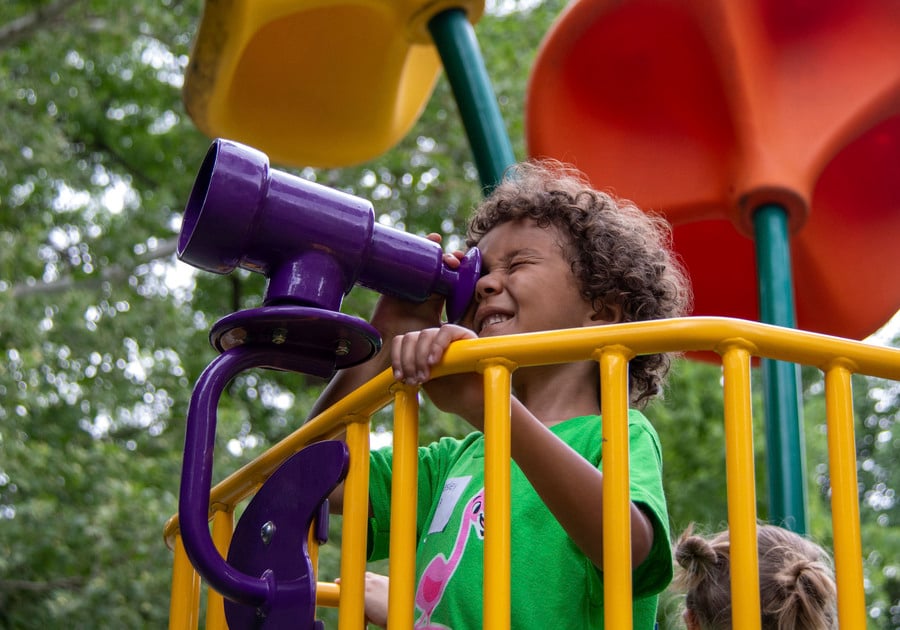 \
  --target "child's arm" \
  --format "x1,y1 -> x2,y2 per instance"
391,323 -> 655,570
305,235 -> 461,515
506,397 -> 655,569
